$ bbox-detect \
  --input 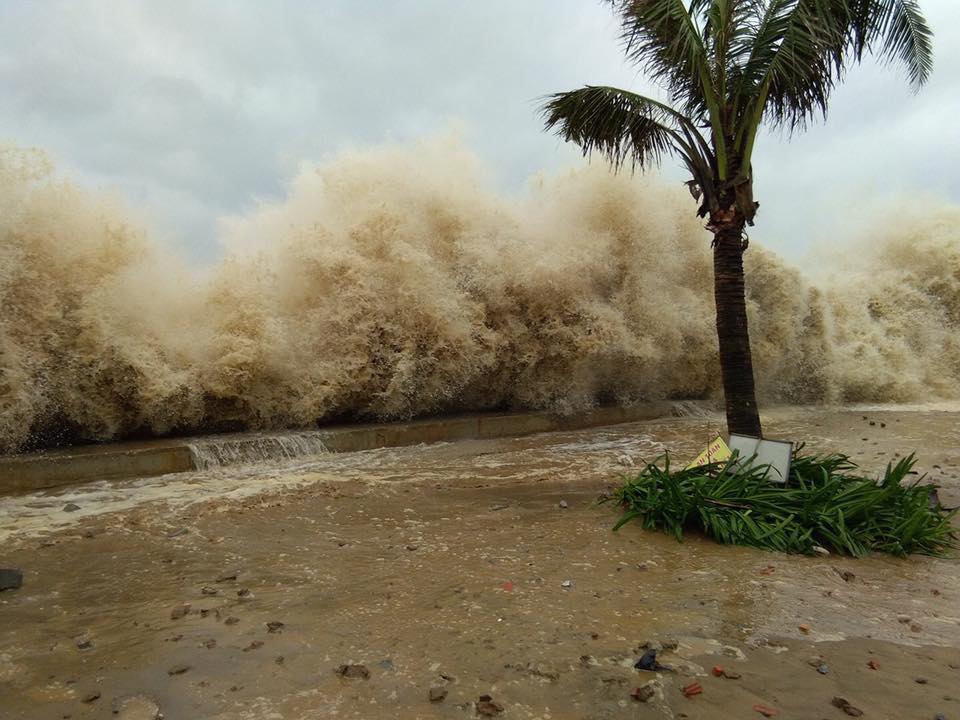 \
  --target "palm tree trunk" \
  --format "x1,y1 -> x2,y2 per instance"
712,222 -> 762,437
